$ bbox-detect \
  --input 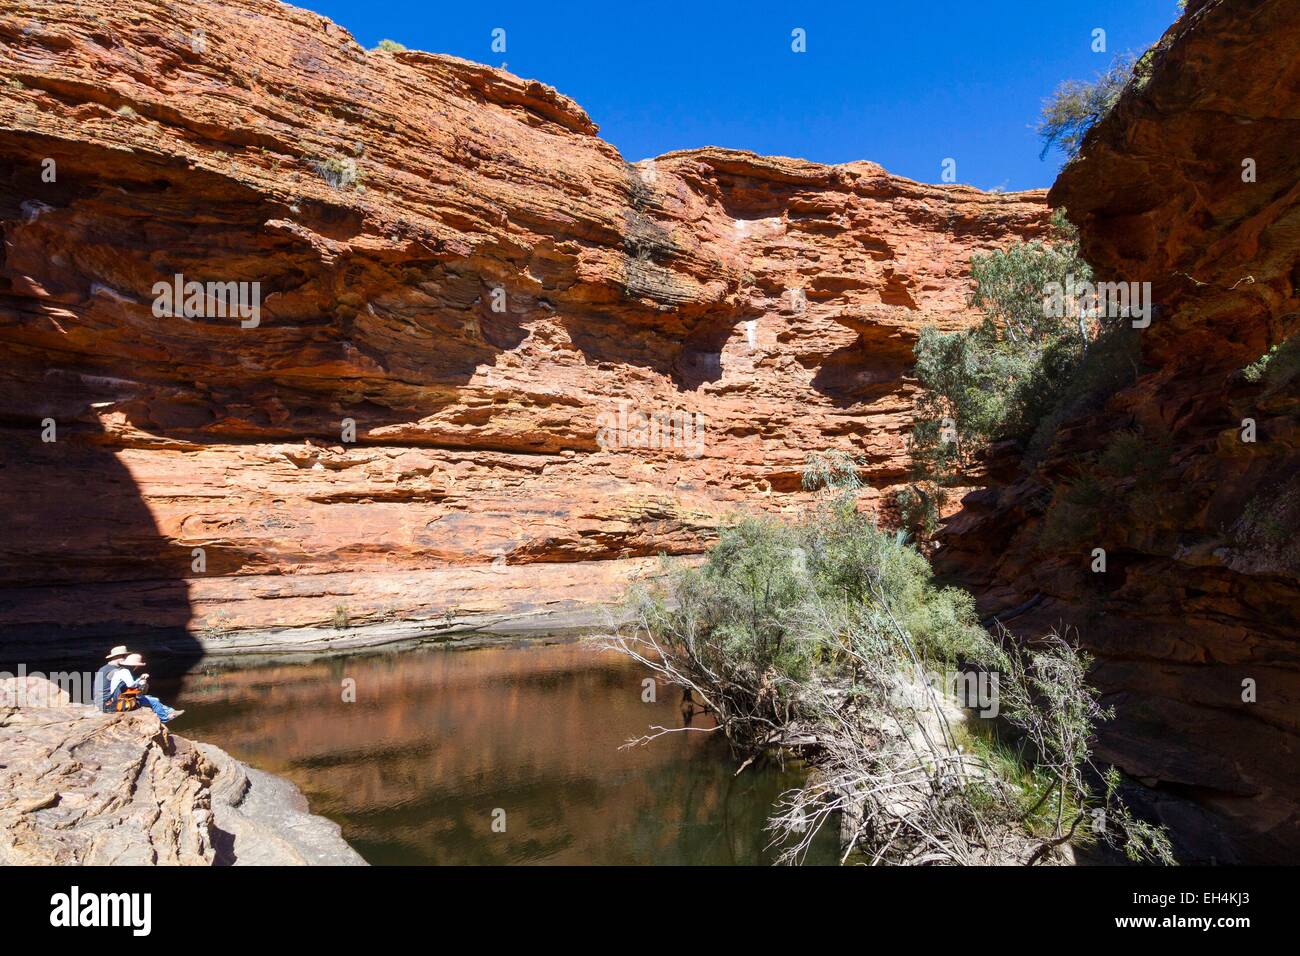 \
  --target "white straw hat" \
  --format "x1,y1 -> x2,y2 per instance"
105,645 -> 129,660
122,653 -> 147,668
